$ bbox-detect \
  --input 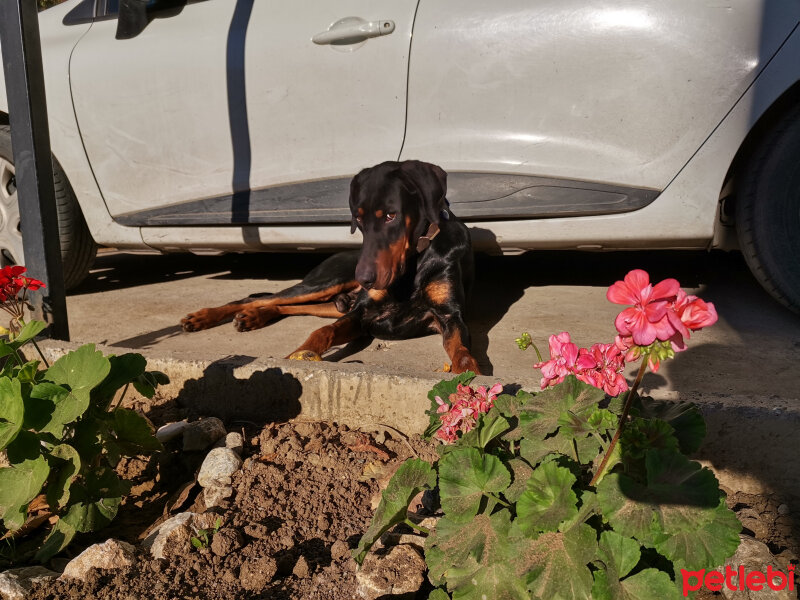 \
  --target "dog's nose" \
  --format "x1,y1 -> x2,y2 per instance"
355,263 -> 376,289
